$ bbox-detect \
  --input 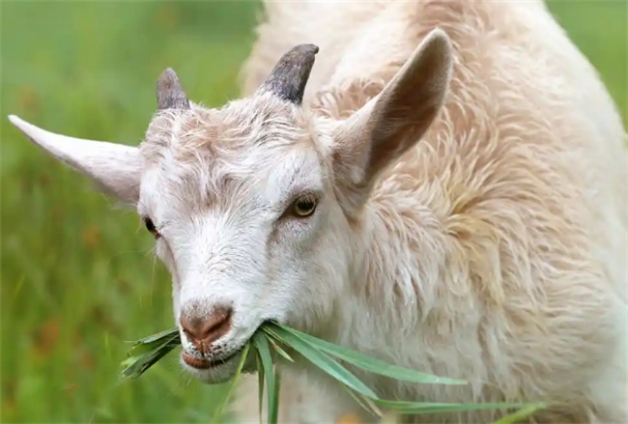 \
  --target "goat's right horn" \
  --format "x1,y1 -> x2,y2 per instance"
156,68 -> 190,110
257,44 -> 319,105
